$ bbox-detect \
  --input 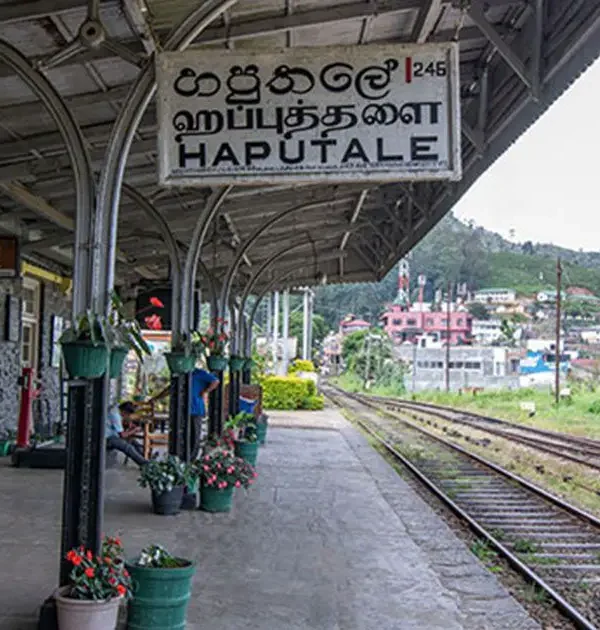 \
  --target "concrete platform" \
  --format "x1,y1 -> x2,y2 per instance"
0,408 -> 539,630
